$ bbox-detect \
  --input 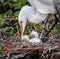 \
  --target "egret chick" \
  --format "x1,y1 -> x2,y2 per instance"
21,31 -> 42,44
29,38 -> 42,44
22,35 -> 29,41
21,31 -> 38,41
29,31 -> 38,38
29,31 -> 42,44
